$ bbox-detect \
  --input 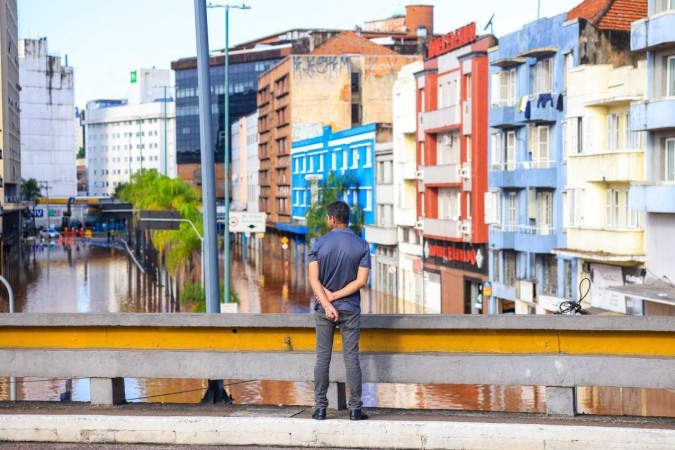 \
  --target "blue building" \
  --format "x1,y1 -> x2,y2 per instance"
486,1 -> 641,314
288,124 -> 380,234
